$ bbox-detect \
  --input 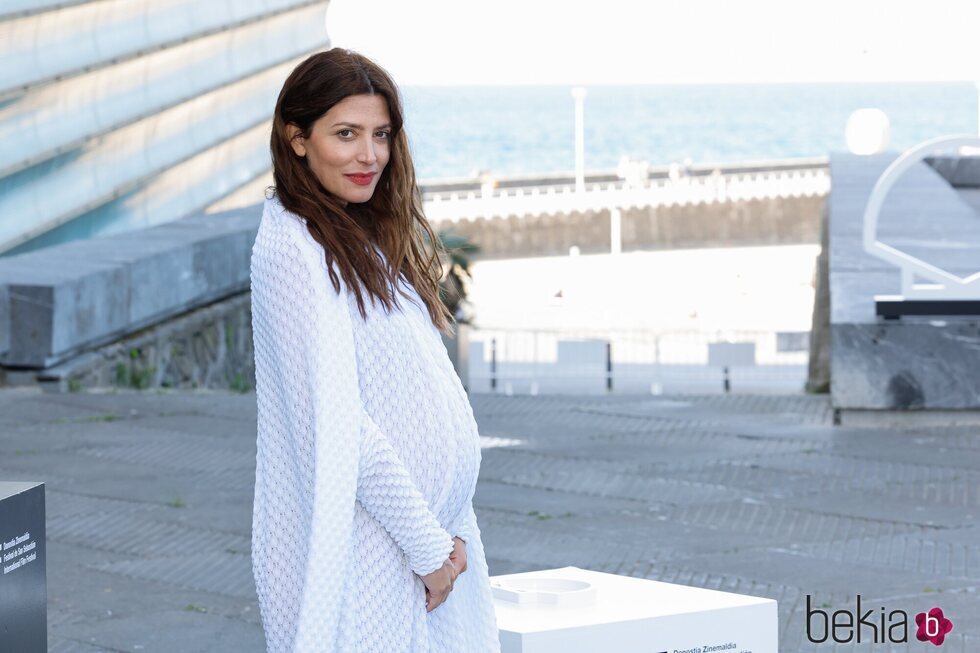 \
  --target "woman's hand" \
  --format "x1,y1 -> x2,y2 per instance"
449,536 -> 467,577
420,559 -> 456,612
419,538 -> 468,612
